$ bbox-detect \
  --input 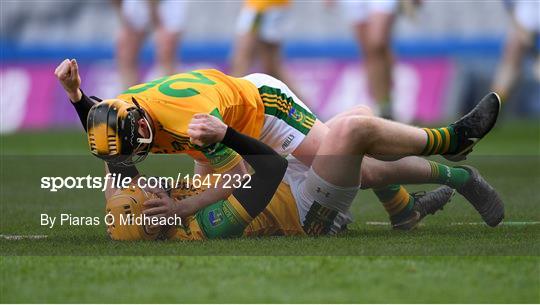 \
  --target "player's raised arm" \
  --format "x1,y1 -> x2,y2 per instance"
55,59 -> 141,199
55,58 -> 104,131
54,58 -> 82,102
